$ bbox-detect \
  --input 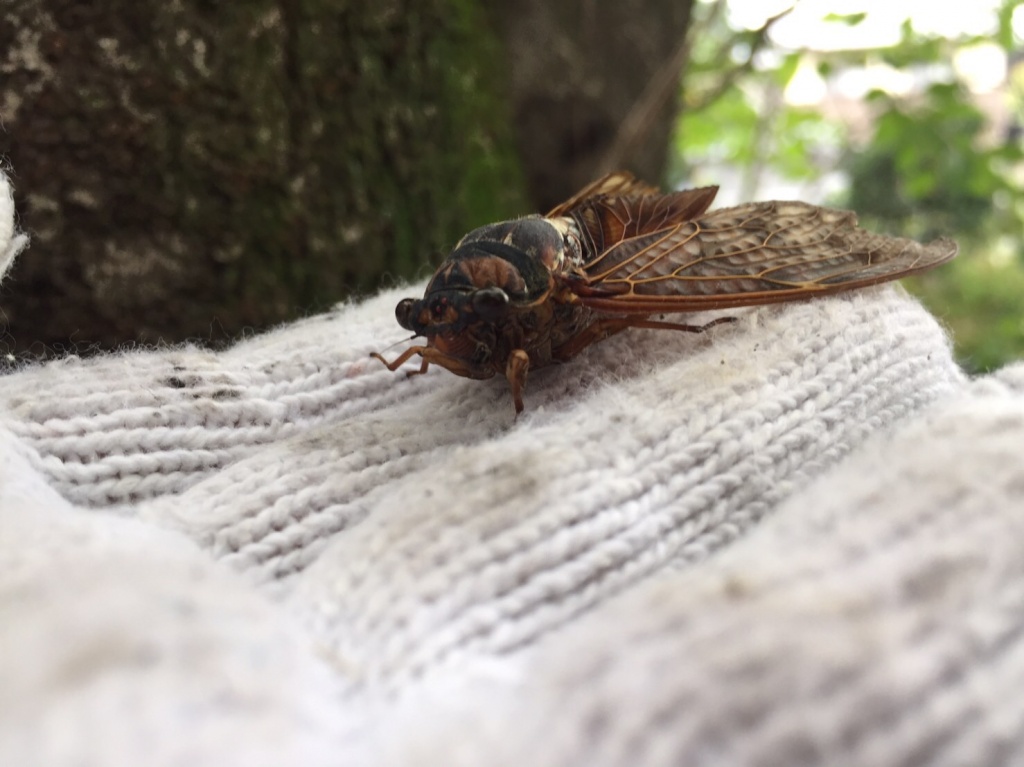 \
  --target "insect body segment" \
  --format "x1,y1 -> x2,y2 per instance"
372,172 -> 957,414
